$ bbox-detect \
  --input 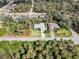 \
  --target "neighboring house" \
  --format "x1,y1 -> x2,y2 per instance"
34,23 -> 46,38
48,22 -> 60,38
48,22 -> 60,31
